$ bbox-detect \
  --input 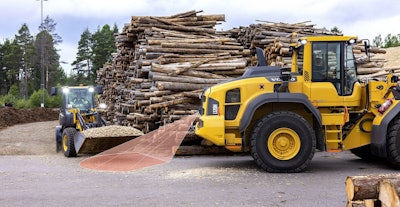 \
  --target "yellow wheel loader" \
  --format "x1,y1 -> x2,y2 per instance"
195,36 -> 400,172
51,86 -> 136,157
